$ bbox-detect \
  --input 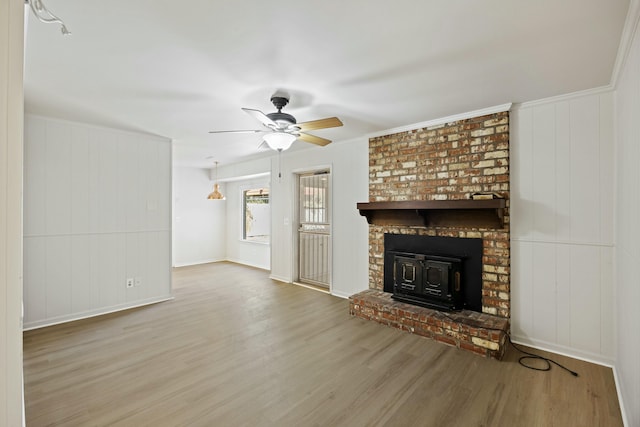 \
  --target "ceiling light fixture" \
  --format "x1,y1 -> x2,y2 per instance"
207,161 -> 225,200
25,0 -> 71,35
263,132 -> 296,151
